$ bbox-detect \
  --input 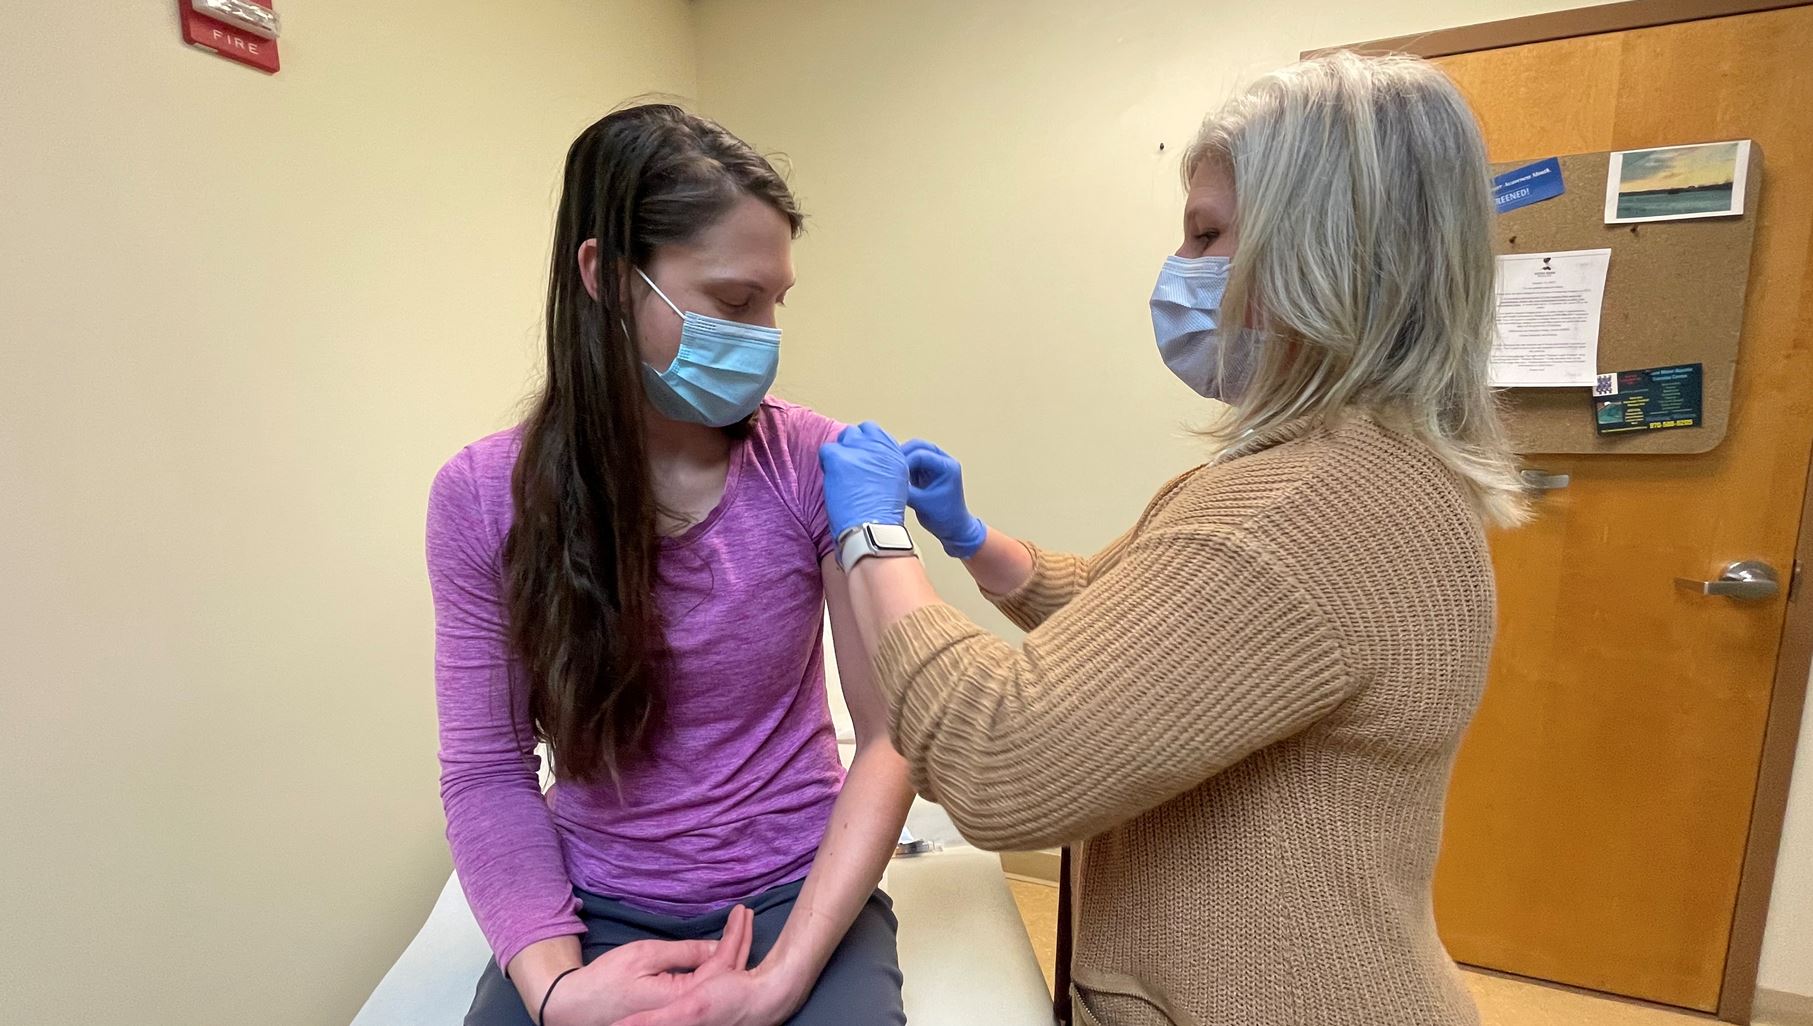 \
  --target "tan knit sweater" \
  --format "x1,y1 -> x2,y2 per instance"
873,415 -> 1494,1026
